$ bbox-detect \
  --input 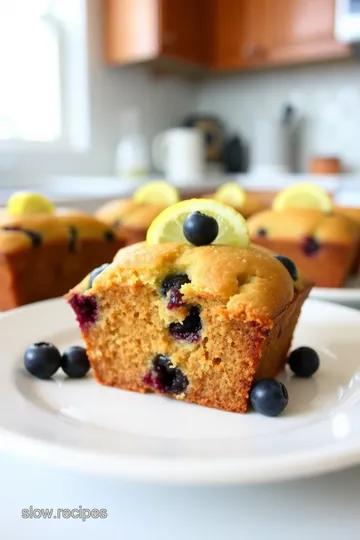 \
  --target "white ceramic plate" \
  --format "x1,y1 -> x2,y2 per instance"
311,276 -> 360,308
1,298 -> 360,485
